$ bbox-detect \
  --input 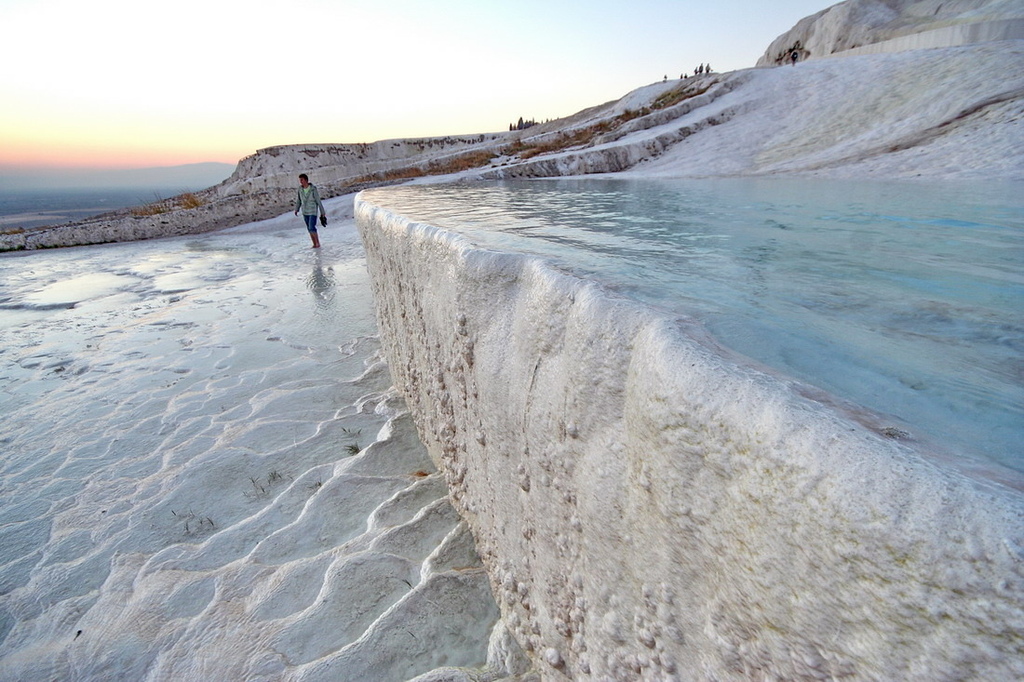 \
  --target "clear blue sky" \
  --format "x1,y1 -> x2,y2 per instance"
0,0 -> 832,171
